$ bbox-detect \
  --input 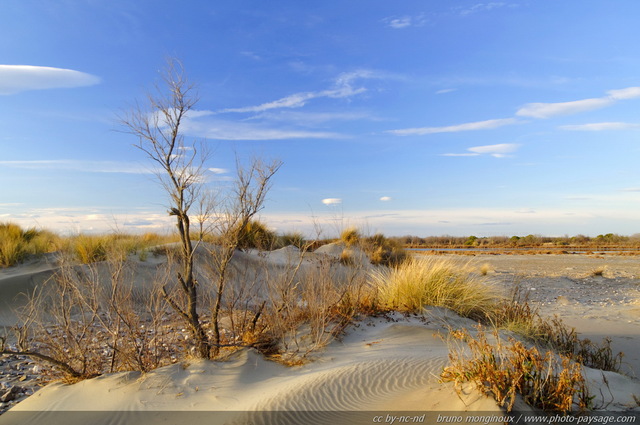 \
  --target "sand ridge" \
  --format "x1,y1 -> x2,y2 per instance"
2,251 -> 640,422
